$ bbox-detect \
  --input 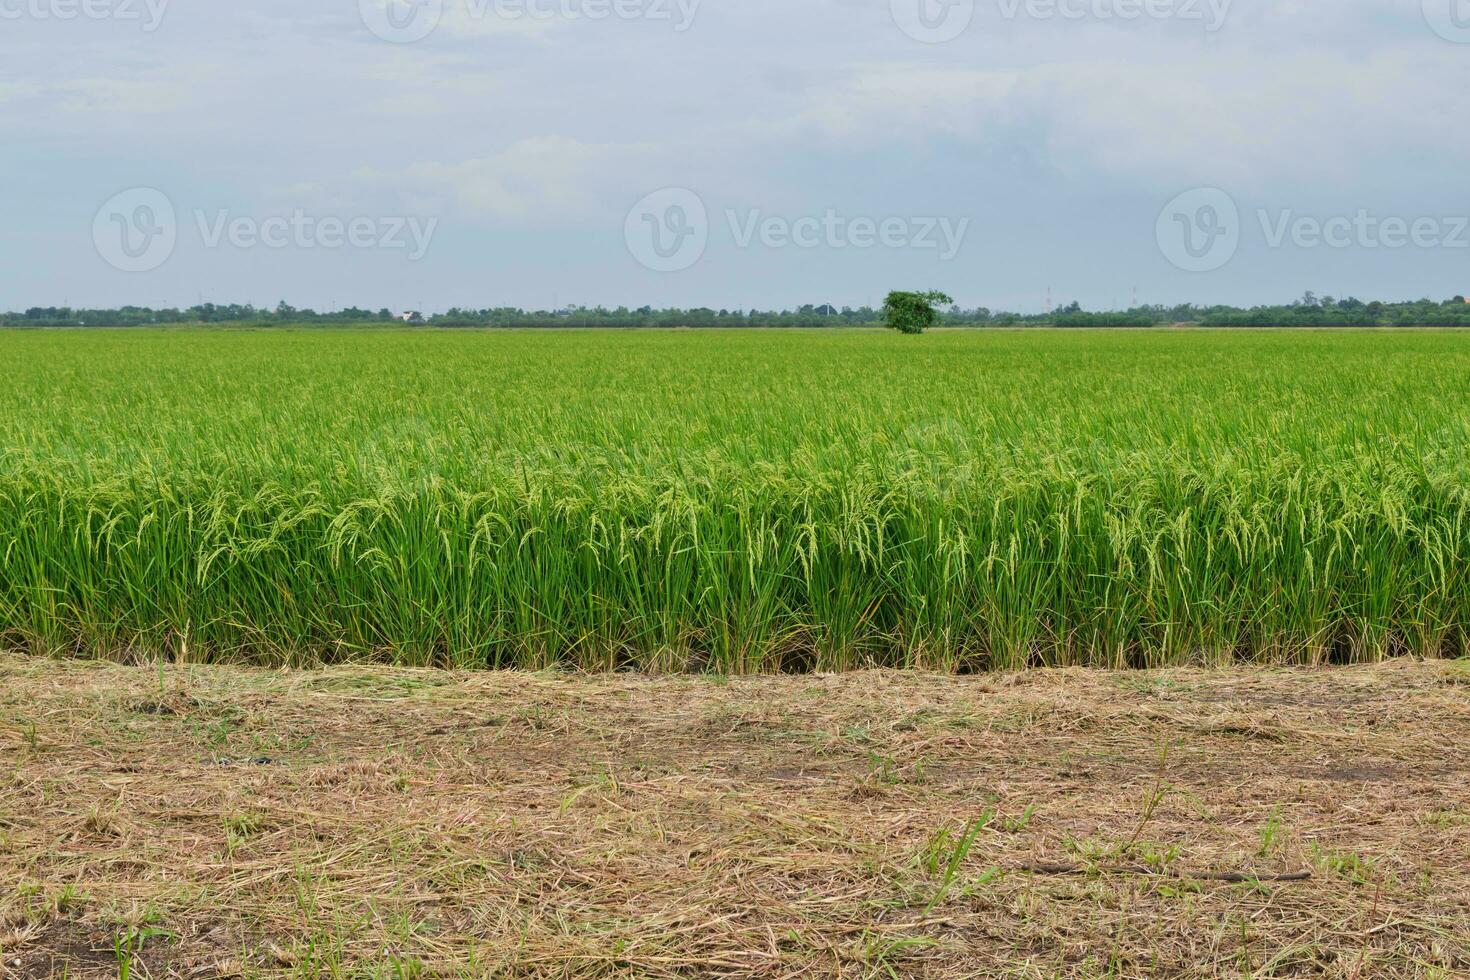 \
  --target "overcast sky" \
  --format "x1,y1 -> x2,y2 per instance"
2,0 -> 1467,313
